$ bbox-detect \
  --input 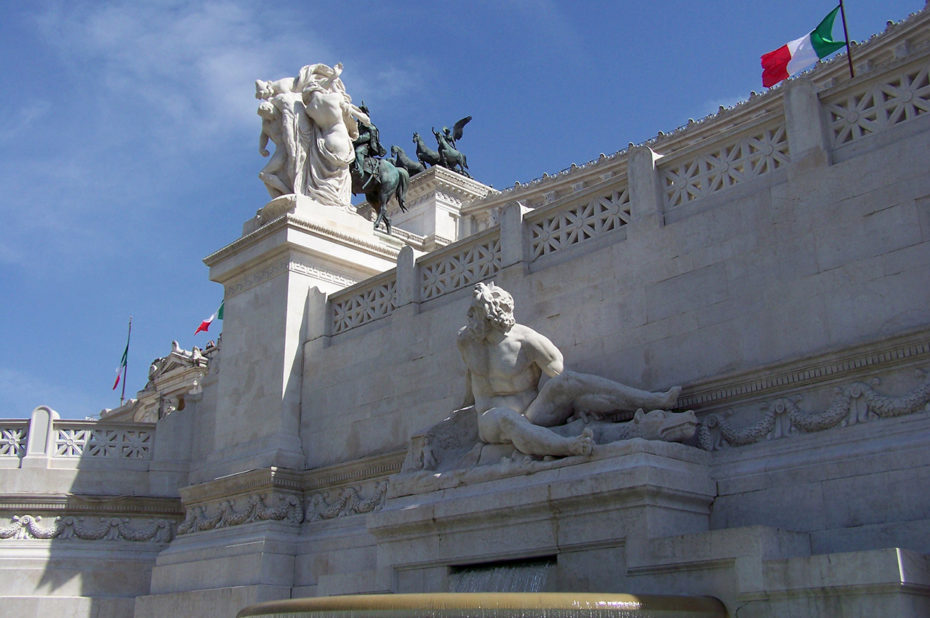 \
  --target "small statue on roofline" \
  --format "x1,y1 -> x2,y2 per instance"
405,116 -> 472,178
